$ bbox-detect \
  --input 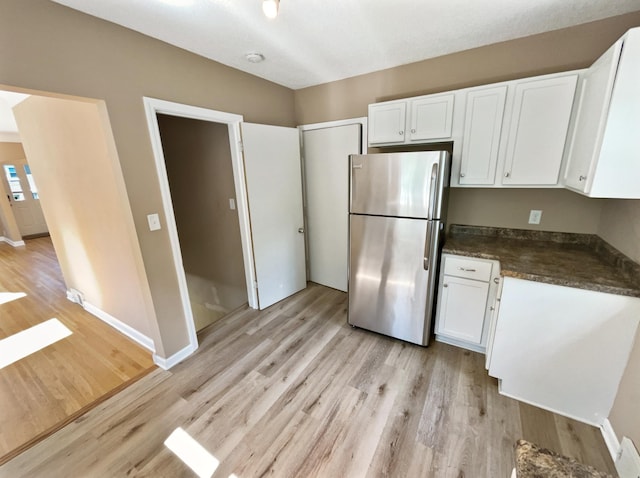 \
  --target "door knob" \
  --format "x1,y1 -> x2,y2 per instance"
298,228 -> 305,234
